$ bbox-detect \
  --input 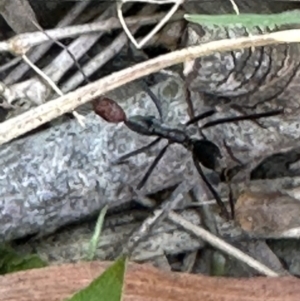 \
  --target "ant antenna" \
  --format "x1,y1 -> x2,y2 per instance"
140,80 -> 164,122
29,19 -> 90,85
